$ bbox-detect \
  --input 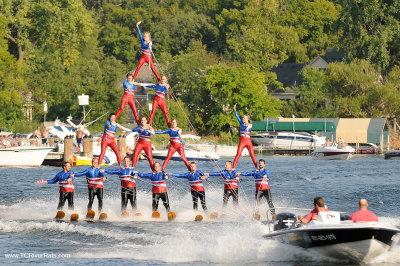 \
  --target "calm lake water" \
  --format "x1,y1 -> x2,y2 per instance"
0,155 -> 399,265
